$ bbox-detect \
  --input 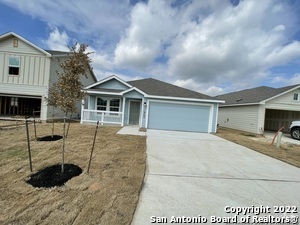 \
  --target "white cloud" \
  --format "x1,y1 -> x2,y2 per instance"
43,27 -> 69,51
114,0 -> 177,69
86,45 -> 113,71
1,0 -> 131,47
270,73 -> 300,86
167,0 -> 300,86
174,78 -> 225,96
